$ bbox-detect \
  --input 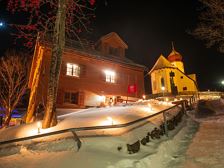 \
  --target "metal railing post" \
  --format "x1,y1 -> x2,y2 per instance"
163,111 -> 168,137
71,130 -> 82,151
